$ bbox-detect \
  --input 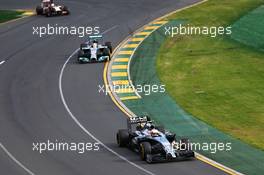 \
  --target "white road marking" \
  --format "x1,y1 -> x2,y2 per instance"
0,60 -> 5,65
59,27 -> 155,175
101,25 -> 118,35
0,143 -> 35,175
